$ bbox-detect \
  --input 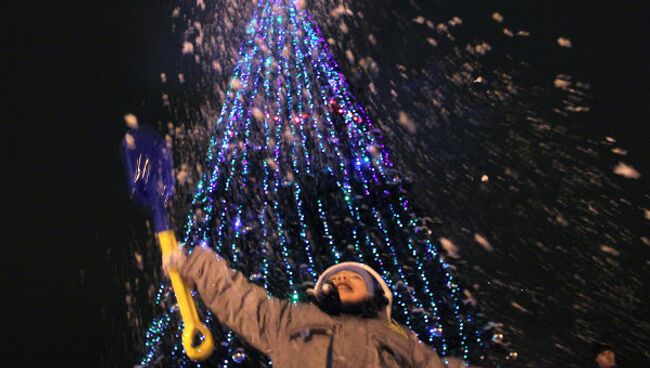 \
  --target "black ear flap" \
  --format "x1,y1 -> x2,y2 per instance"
373,285 -> 389,307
